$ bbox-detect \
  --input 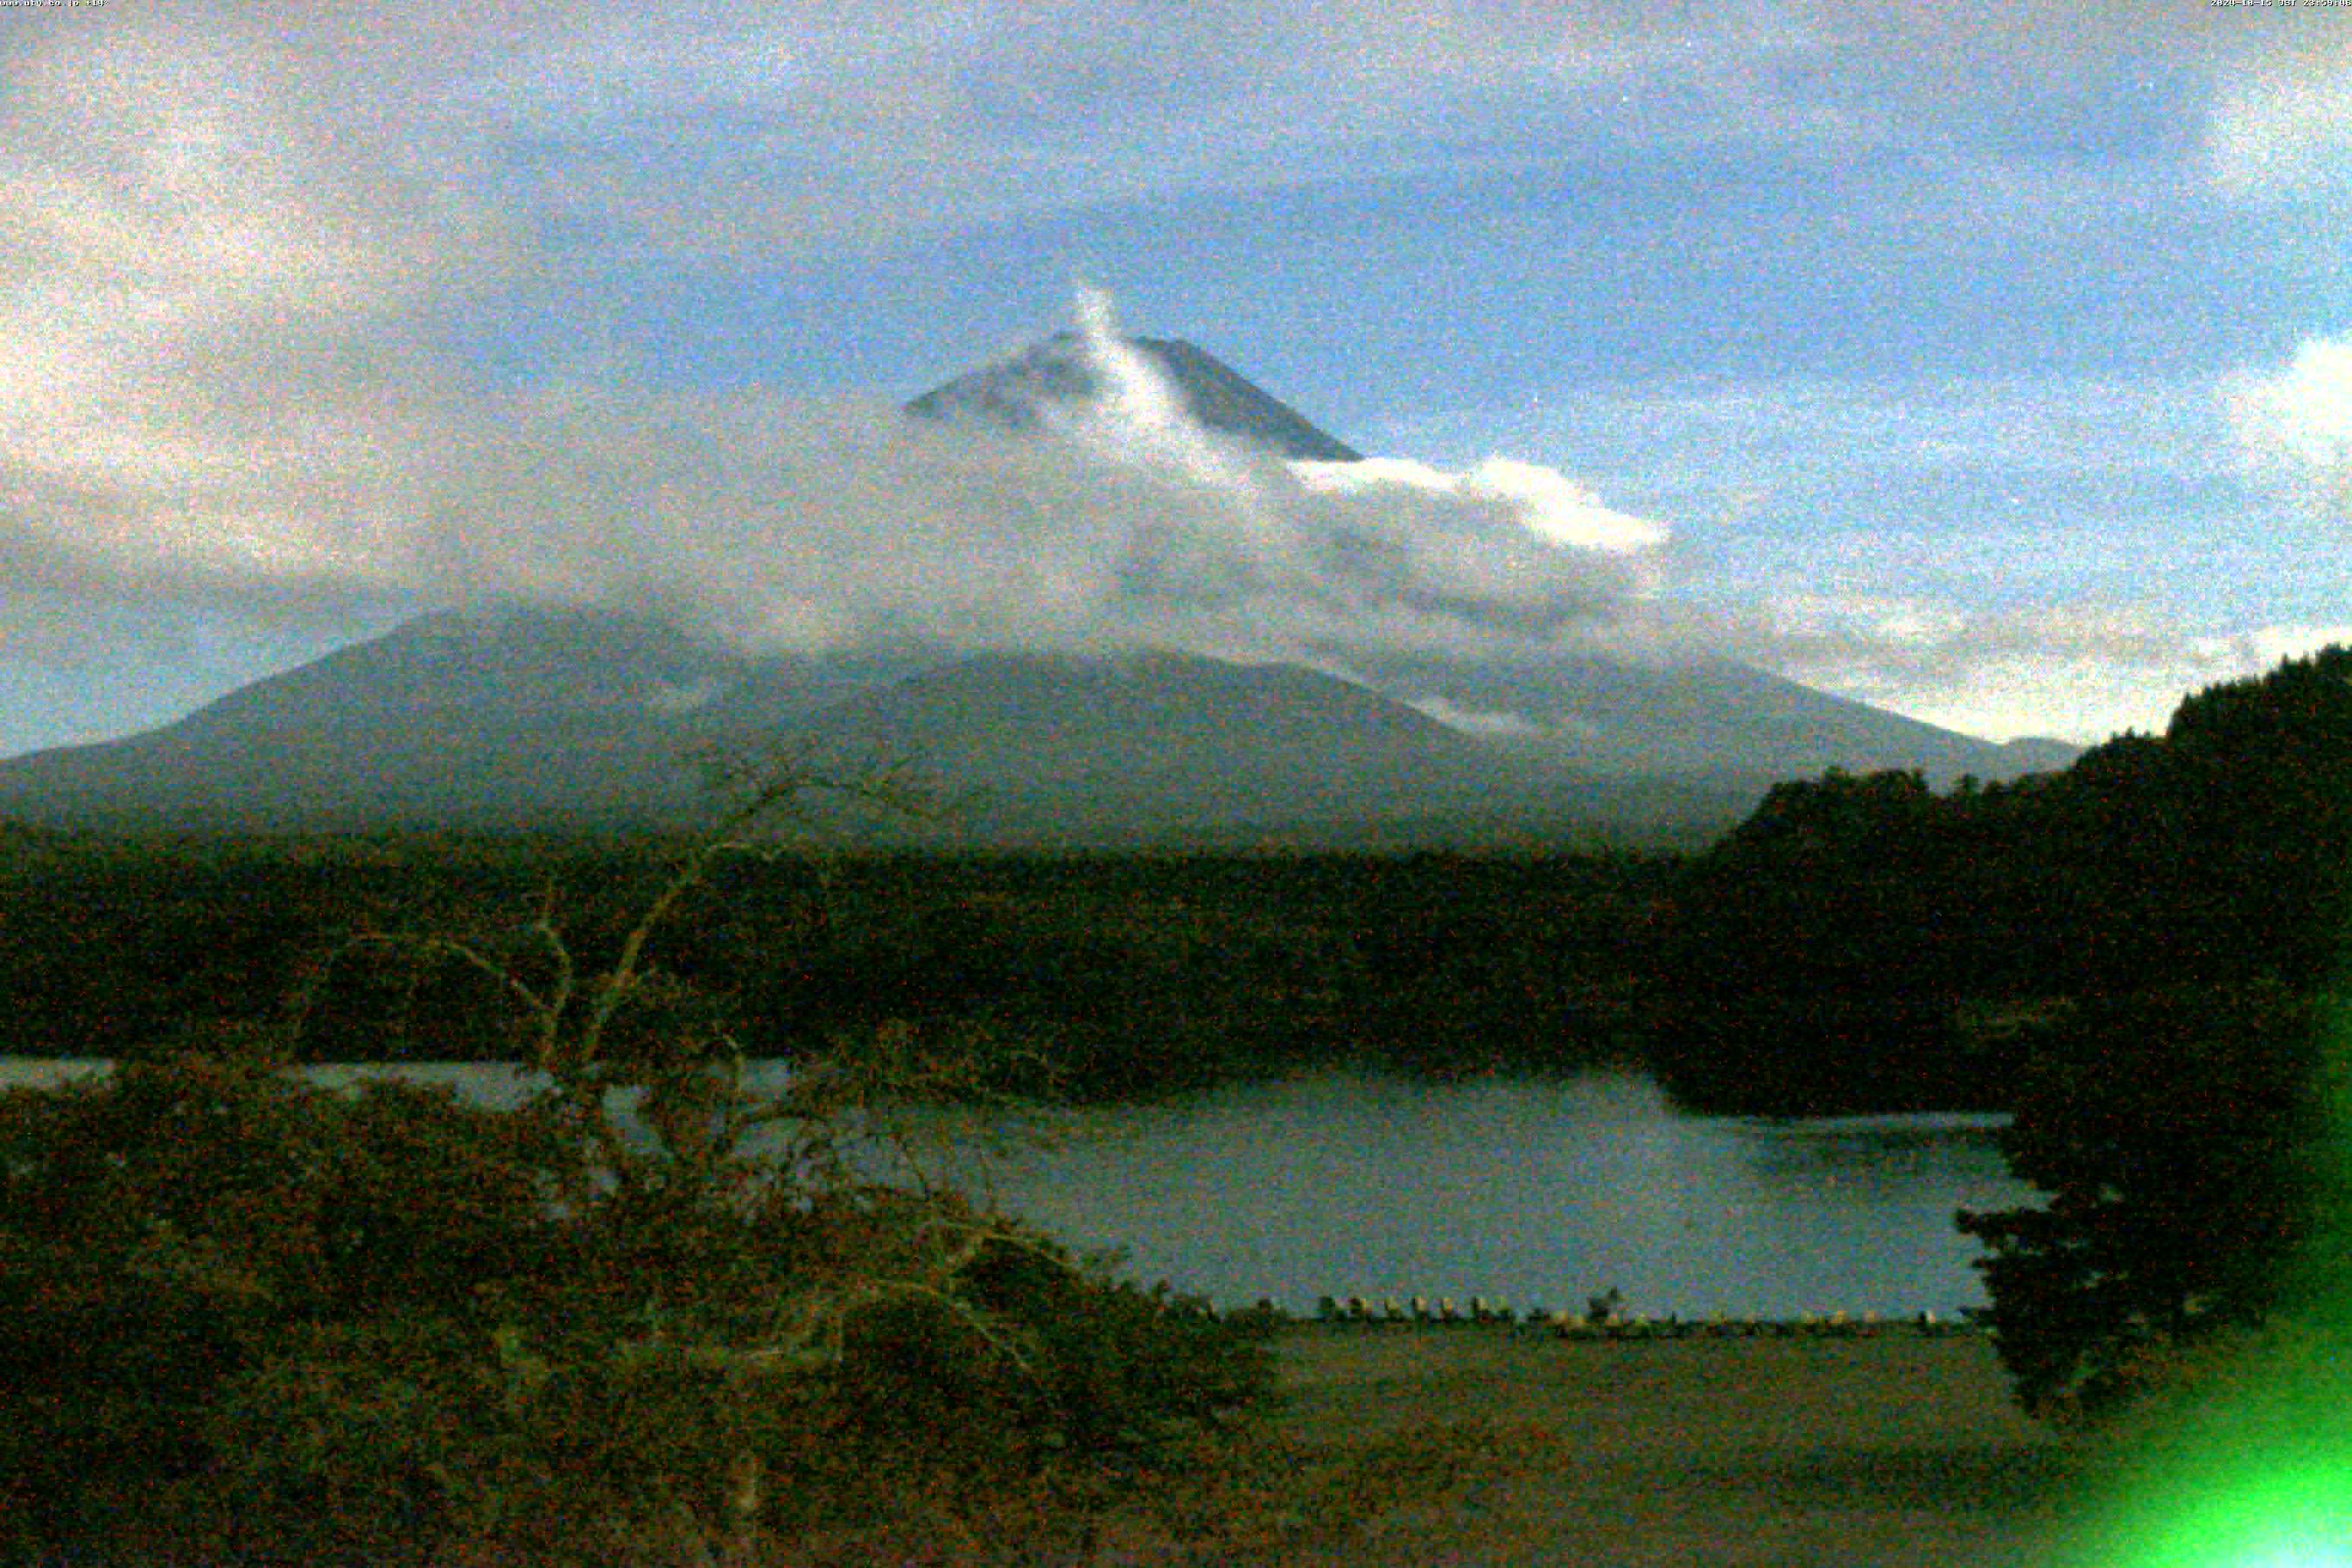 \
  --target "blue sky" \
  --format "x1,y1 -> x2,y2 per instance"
4,1 -> 2350,760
